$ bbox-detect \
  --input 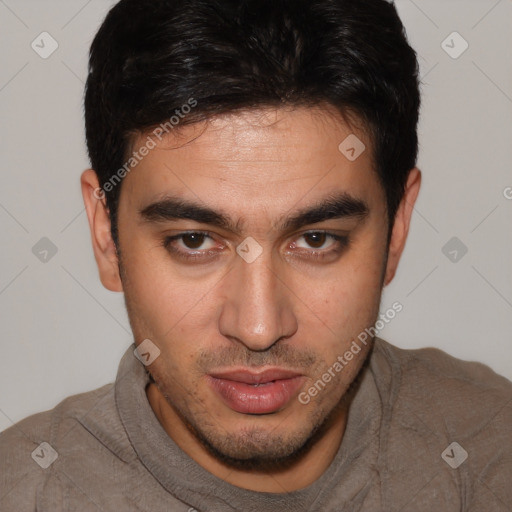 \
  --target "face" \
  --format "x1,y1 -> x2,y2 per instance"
89,105 -> 403,468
